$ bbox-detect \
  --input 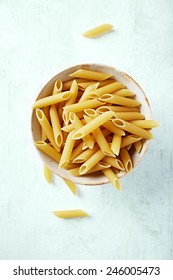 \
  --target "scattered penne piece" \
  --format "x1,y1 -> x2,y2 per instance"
53,209 -> 88,219
82,24 -> 113,38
